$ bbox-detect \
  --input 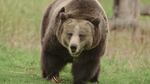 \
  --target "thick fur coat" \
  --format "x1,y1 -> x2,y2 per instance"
41,0 -> 108,84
